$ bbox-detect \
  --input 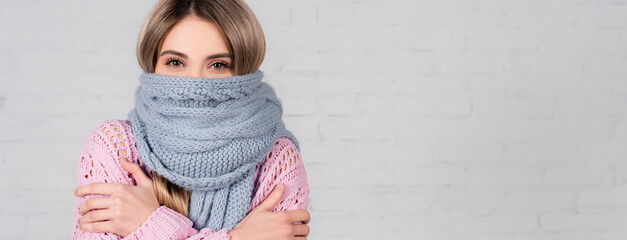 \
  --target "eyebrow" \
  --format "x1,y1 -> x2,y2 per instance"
159,50 -> 232,61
